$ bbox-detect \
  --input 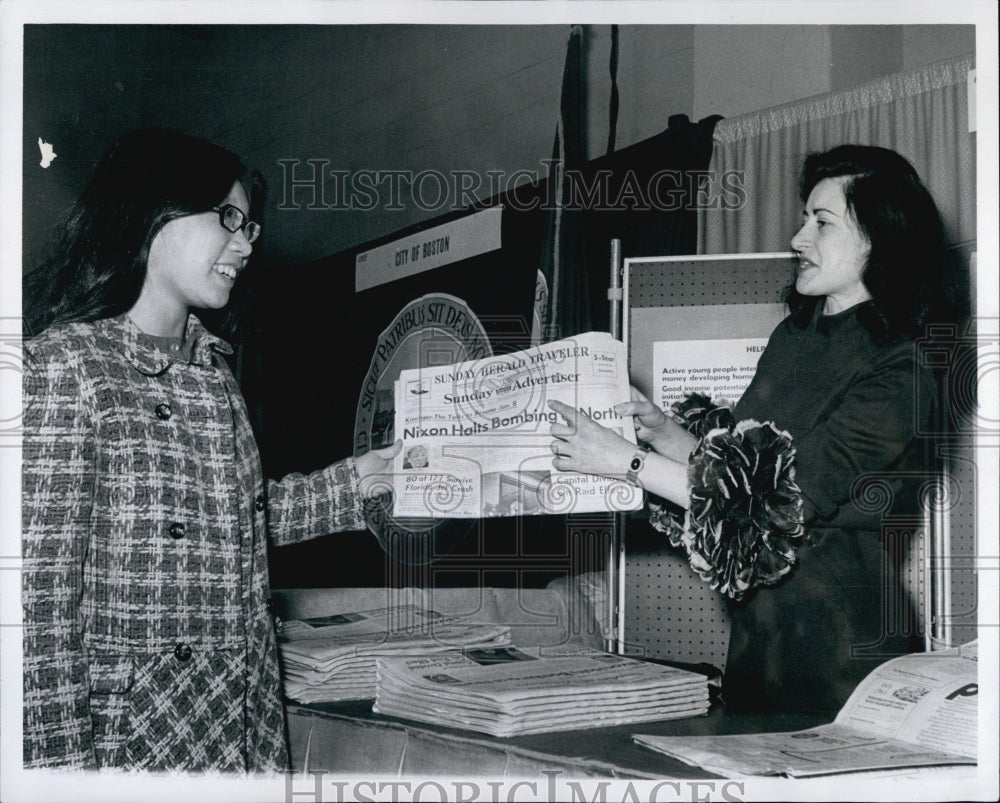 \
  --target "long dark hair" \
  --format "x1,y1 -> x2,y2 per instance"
24,127 -> 263,339
786,144 -> 958,343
